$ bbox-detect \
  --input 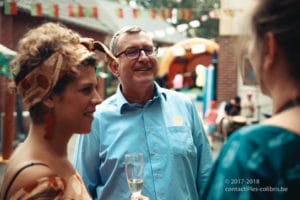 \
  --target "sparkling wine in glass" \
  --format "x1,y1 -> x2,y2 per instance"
125,153 -> 144,197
